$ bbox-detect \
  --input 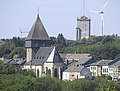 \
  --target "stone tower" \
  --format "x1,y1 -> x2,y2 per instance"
25,14 -> 51,62
76,15 -> 91,41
